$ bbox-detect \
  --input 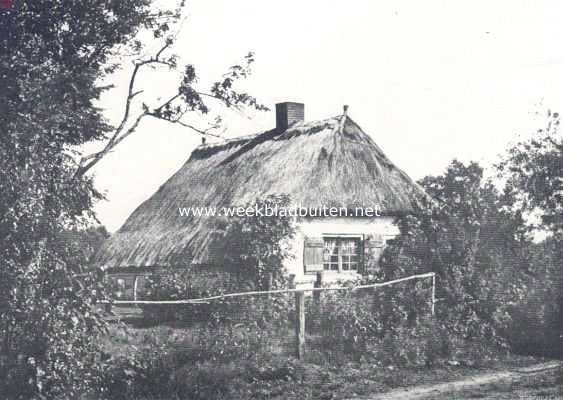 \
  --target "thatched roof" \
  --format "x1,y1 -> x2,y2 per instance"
96,113 -> 428,268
